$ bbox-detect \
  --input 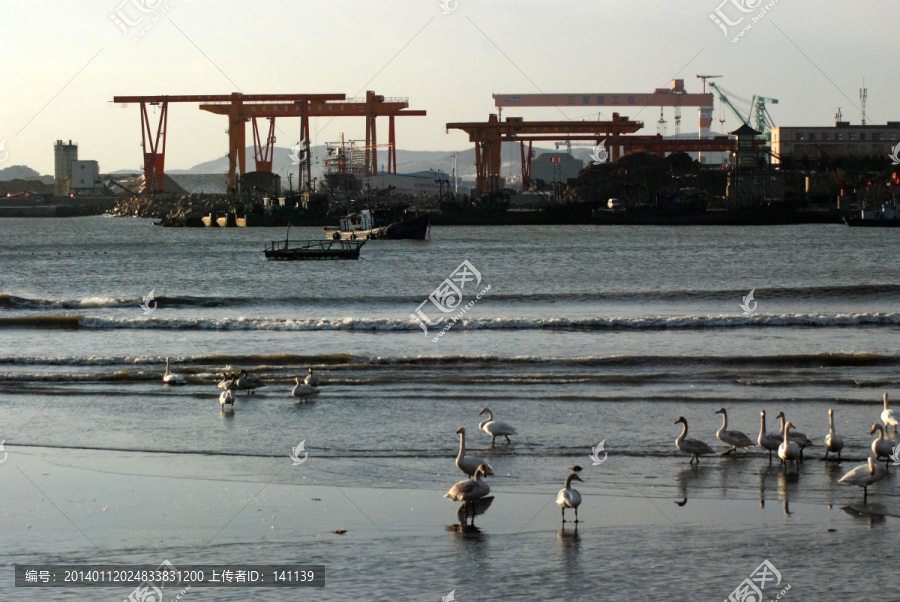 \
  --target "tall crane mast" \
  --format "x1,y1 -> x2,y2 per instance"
751,95 -> 779,134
